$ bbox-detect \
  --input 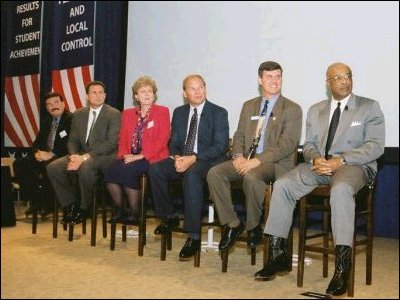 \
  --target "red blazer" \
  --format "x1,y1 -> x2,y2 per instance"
117,104 -> 171,163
